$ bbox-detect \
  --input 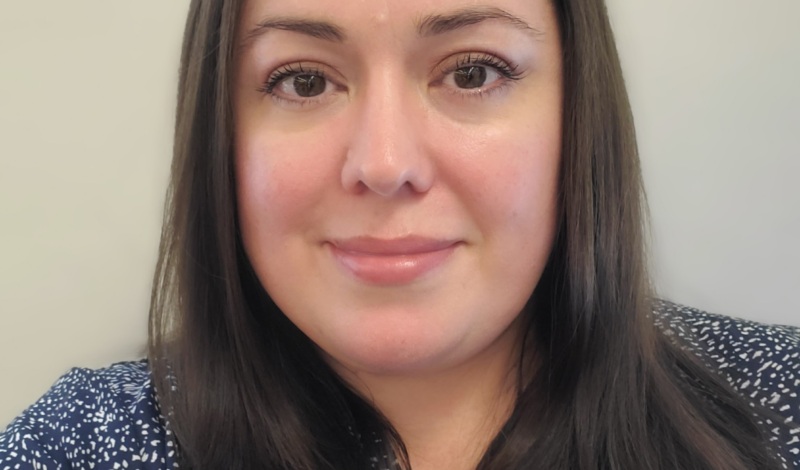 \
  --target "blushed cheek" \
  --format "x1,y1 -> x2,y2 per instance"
508,139 -> 561,222
235,131 -> 343,241
445,124 -> 561,237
